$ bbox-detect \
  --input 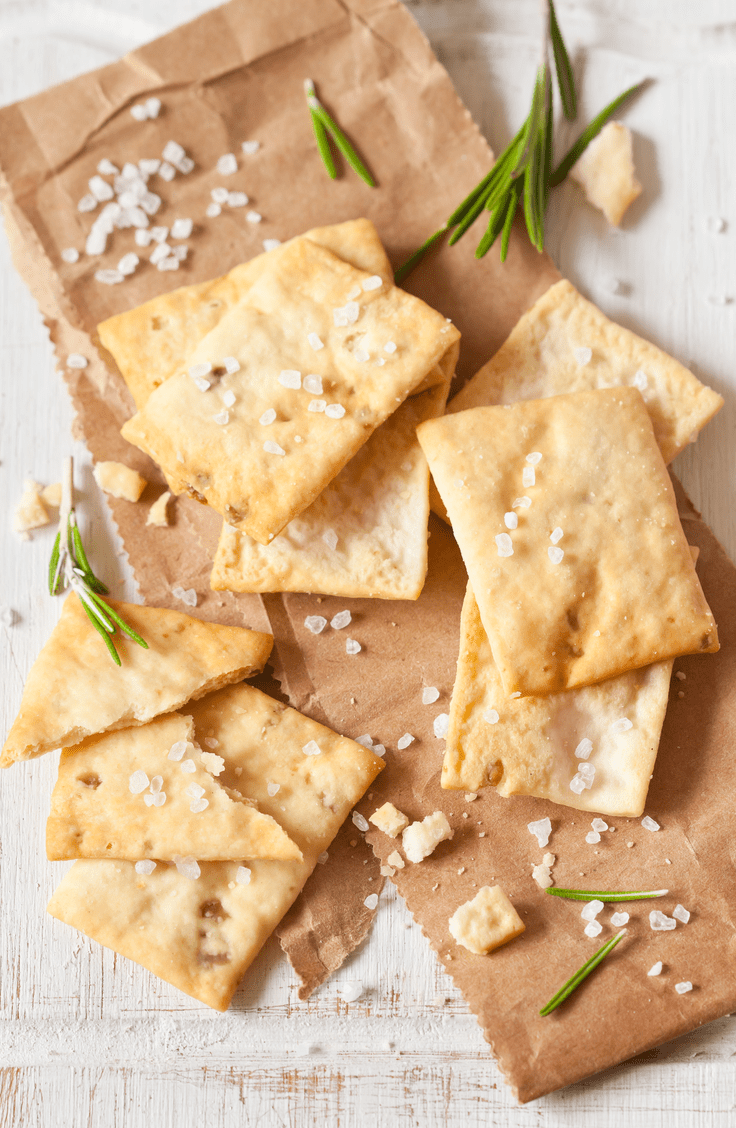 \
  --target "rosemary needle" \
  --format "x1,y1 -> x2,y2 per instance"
304,79 -> 376,187
48,457 -> 148,665
539,930 -> 626,1017
546,888 -> 668,903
